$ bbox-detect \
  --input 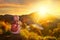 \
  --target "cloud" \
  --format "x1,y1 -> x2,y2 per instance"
0,0 -> 42,15
0,0 -> 60,15
0,4 -> 28,15
0,0 -> 42,5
